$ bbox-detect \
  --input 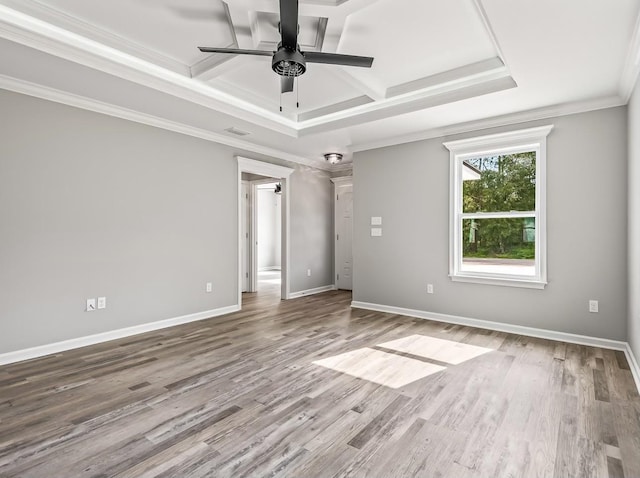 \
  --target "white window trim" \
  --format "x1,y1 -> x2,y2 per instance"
443,125 -> 554,289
